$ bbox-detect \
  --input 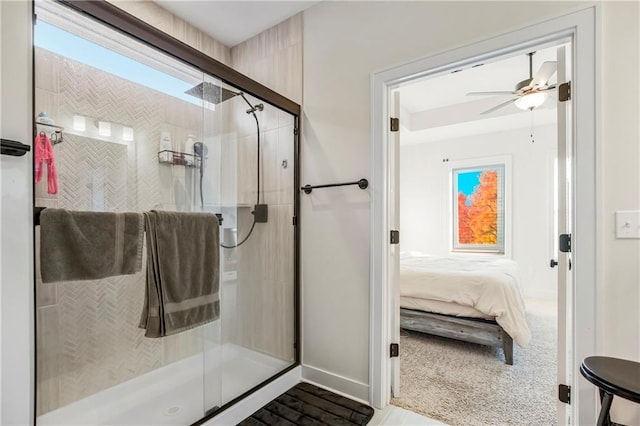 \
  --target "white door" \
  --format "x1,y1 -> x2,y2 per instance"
555,44 -> 573,426
388,90 -> 401,398
1,1 -> 34,423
